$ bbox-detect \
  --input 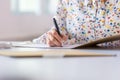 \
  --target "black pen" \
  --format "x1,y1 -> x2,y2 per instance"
53,18 -> 61,36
